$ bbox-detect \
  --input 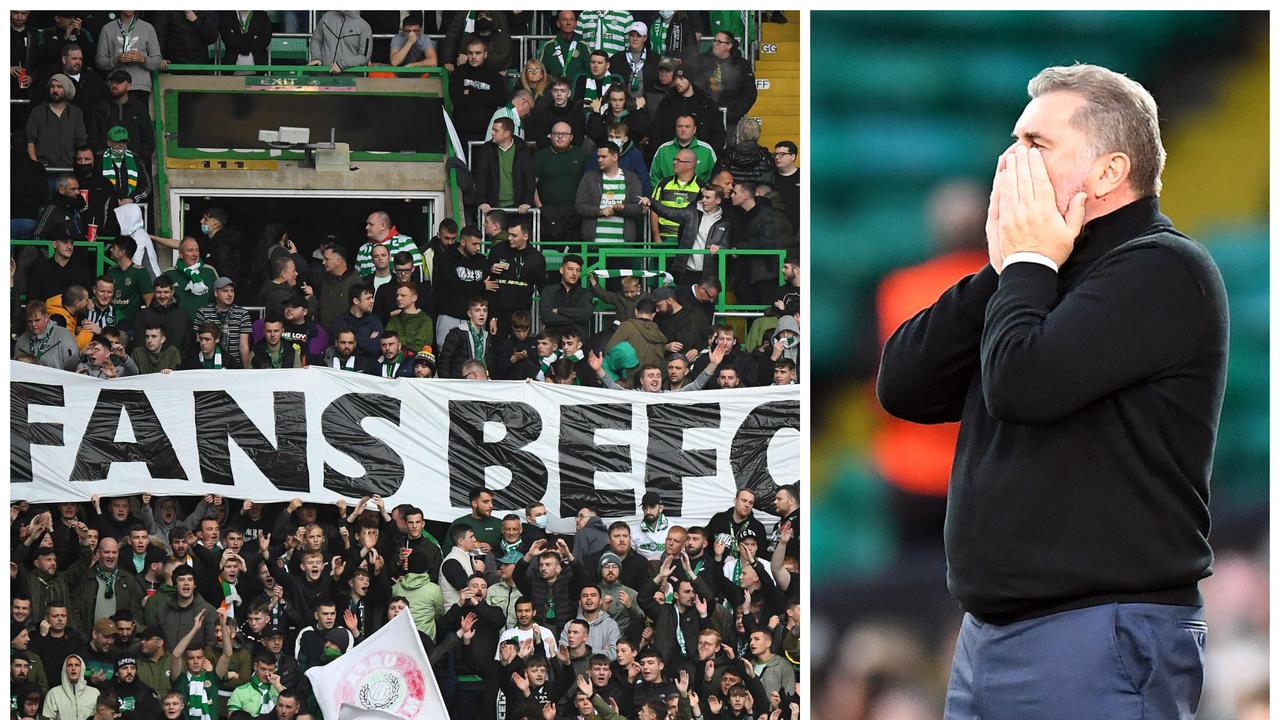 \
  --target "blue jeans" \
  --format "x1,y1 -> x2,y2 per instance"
945,603 -> 1206,720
